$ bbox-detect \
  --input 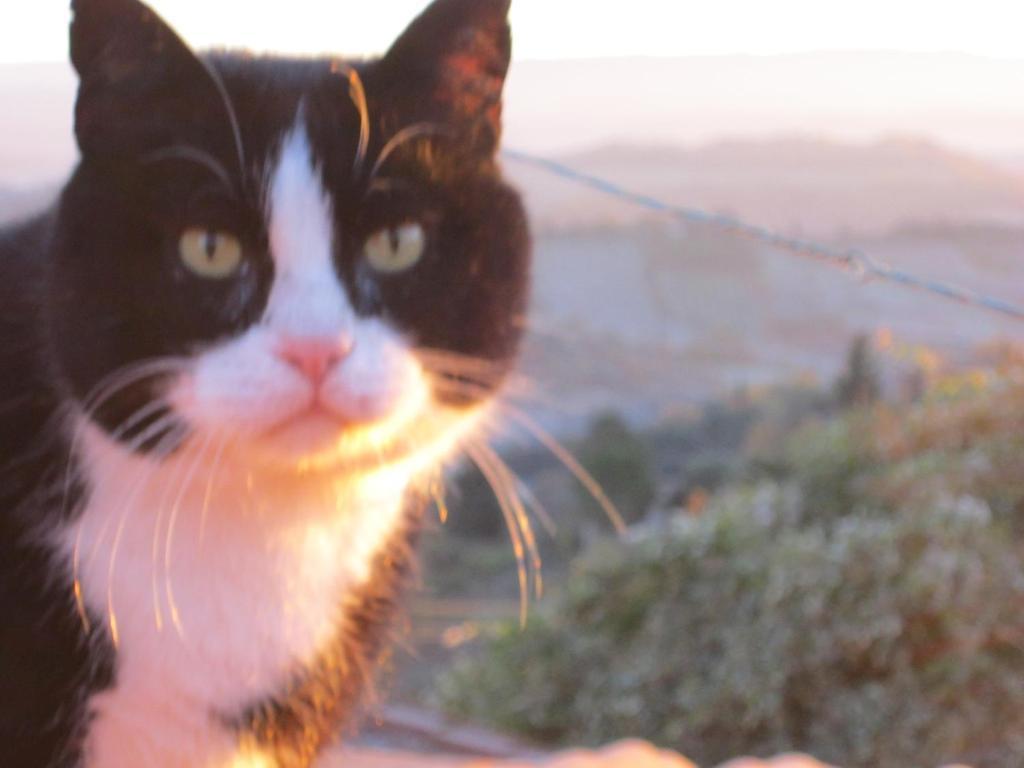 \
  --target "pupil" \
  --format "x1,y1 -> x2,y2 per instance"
388,228 -> 401,252
204,232 -> 218,260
